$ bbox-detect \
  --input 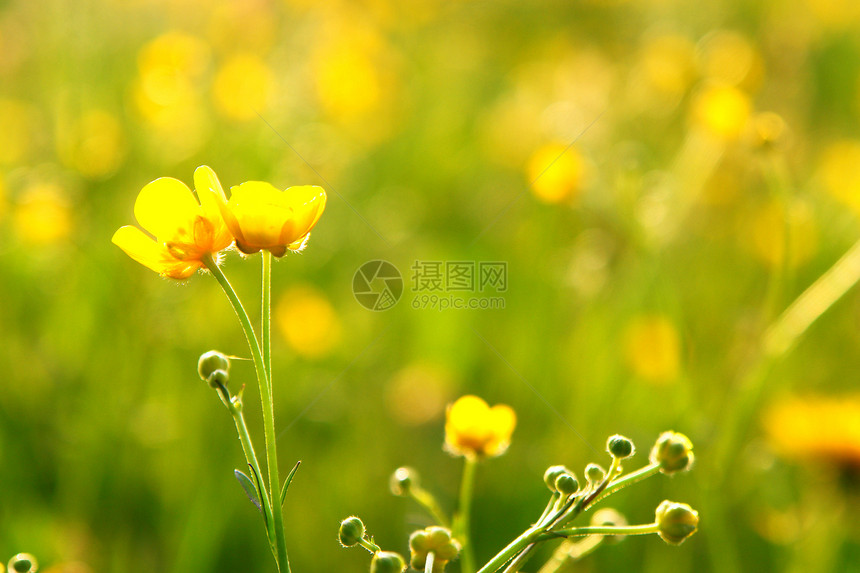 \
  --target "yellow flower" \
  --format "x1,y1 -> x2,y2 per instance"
444,395 -> 516,458
217,181 -> 326,257
112,166 -> 232,279
623,315 -> 682,384
764,395 -> 860,467
690,84 -> 751,141
527,142 -> 587,204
